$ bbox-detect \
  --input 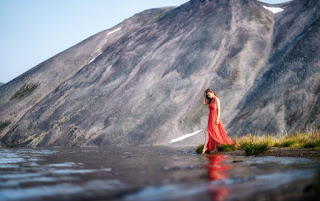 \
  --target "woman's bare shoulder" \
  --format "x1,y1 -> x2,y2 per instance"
215,97 -> 220,103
